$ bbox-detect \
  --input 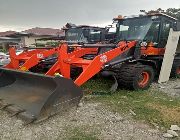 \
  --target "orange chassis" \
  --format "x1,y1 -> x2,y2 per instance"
5,41 -> 136,86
